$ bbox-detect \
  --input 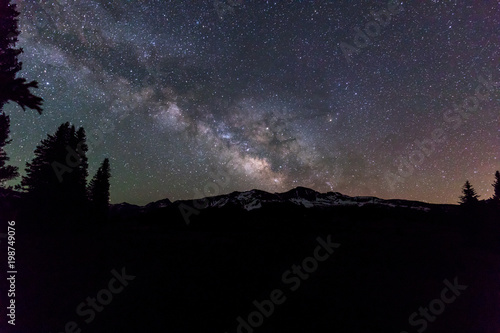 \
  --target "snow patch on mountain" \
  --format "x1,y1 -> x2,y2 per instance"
243,199 -> 262,211
290,198 -> 314,208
